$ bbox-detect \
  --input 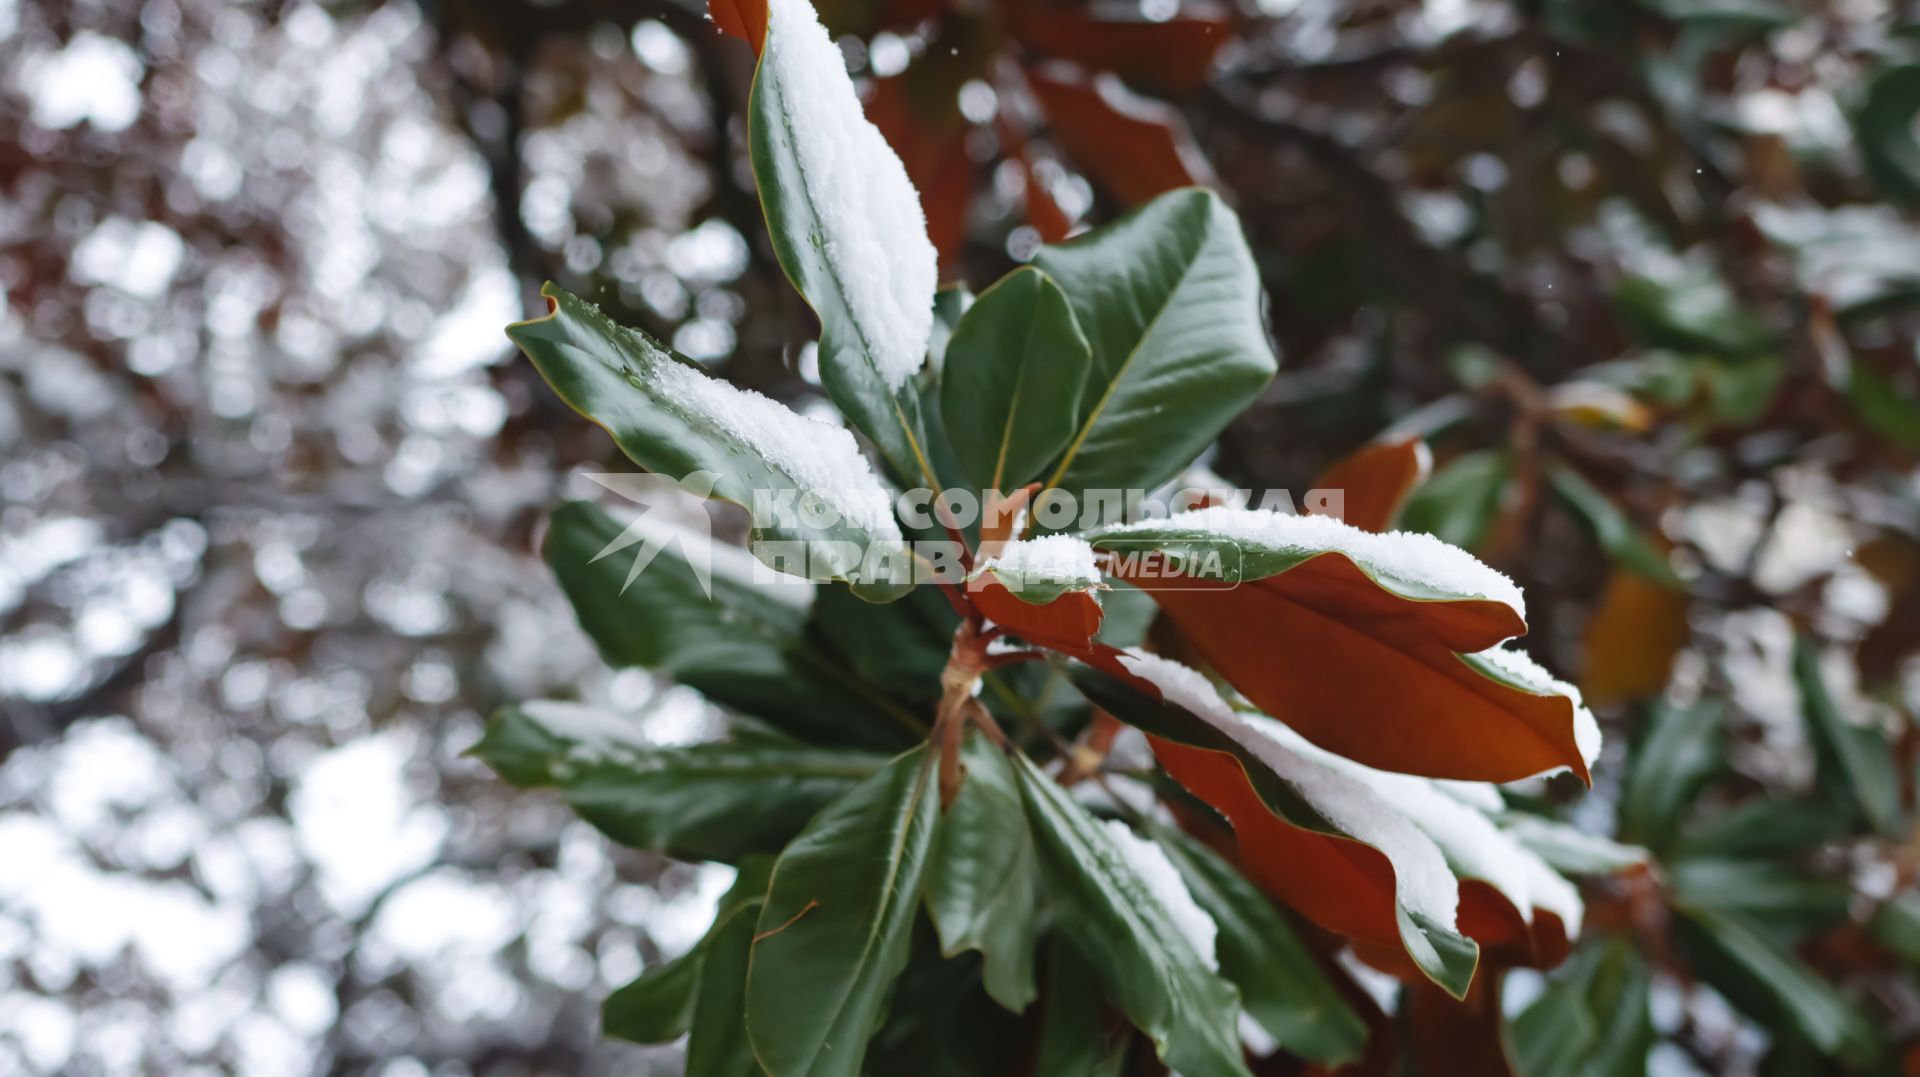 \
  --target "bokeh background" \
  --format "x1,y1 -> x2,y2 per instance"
3,0 -> 1918,1073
